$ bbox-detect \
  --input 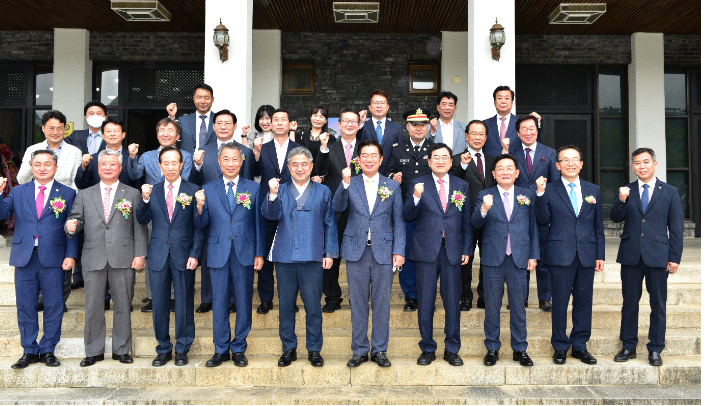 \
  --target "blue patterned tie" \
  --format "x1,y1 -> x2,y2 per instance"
641,184 -> 649,213
569,183 -> 578,217
227,181 -> 236,212
376,121 -> 383,144
199,115 -> 208,148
